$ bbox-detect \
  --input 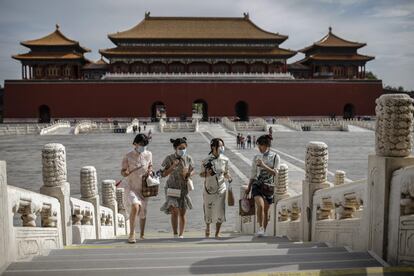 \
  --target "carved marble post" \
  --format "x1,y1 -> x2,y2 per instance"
80,166 -> 101,239
40,143 -> 72,245
116,187 -> 128,235
334,170 -> 345,186
367,93 -> 414,259
102,180 -> 118,235
275,164 -> 290,201
302,141 -> 329,241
